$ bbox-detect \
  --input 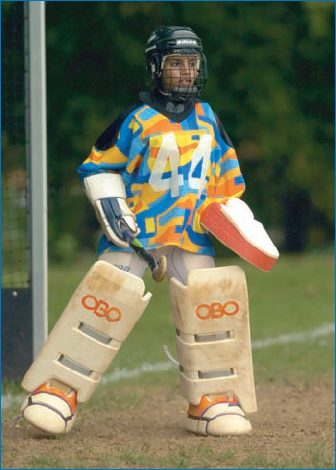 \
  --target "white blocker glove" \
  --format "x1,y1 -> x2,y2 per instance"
84,173 -> 140,248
